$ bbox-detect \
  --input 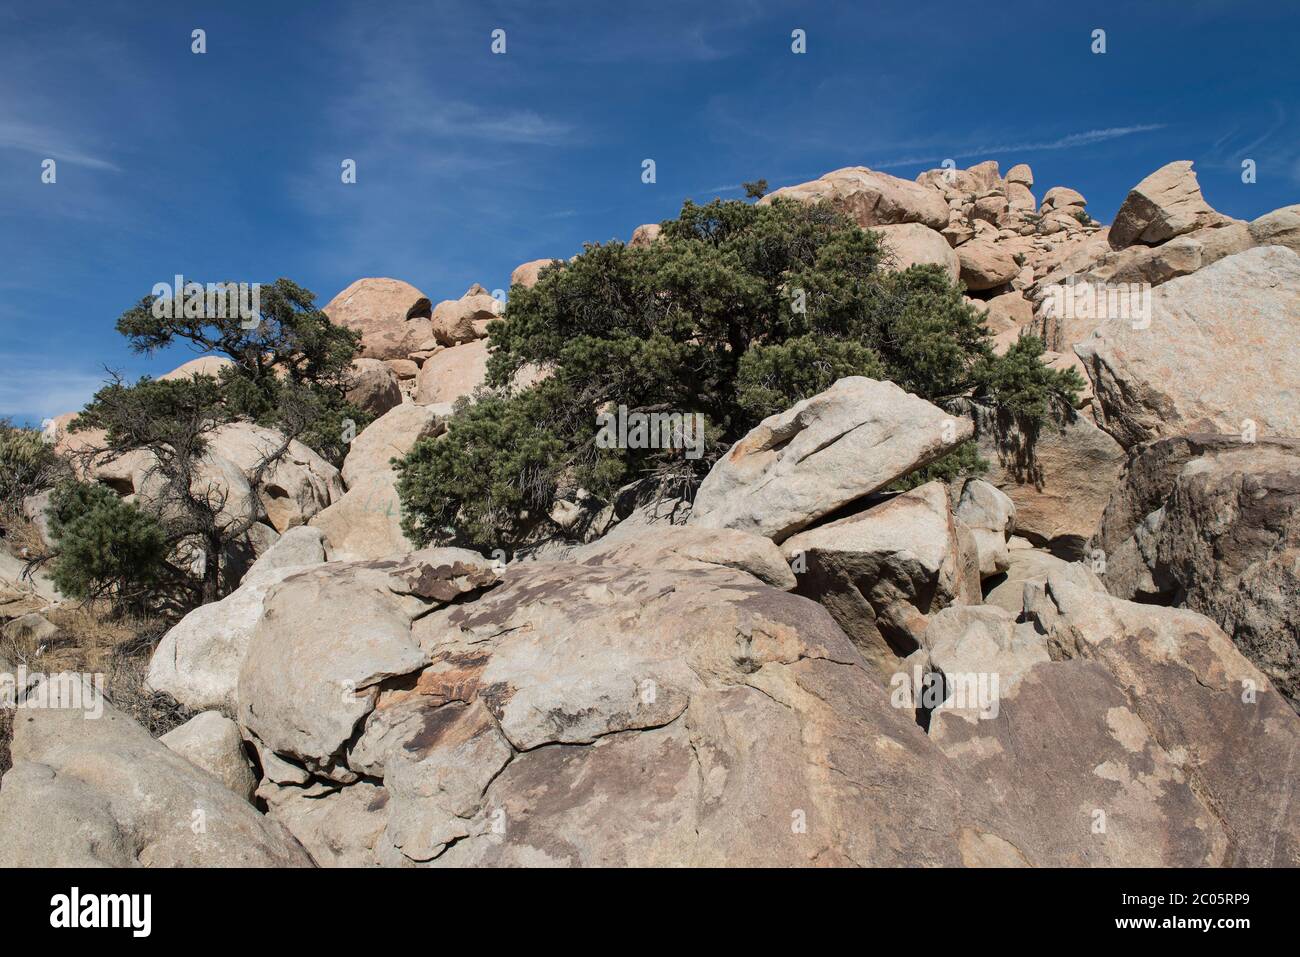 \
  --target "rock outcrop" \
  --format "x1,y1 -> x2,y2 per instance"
1075,246 -> 1300,448
762,167 -> 950,230
689,377 -> 971,541
780,482 -> 981,672
0,678 -> 311,867
323,278 -> 434,361
1092,435 -> 1300,709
